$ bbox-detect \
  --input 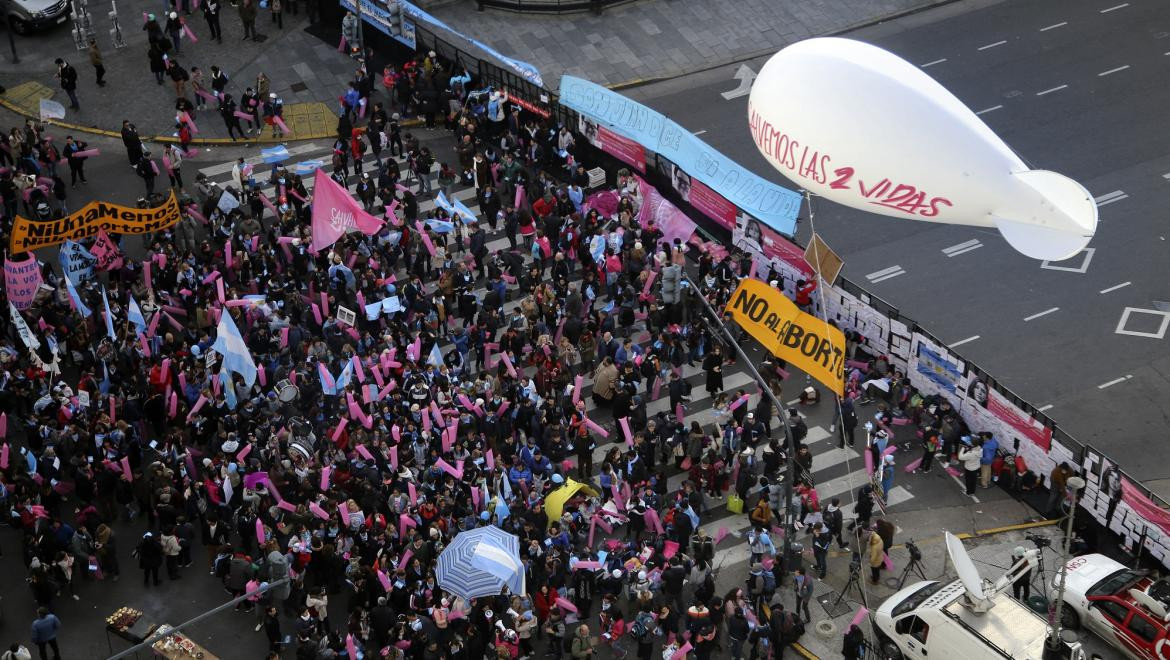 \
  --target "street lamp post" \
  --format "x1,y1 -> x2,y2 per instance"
1044,474 -> 1086,659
